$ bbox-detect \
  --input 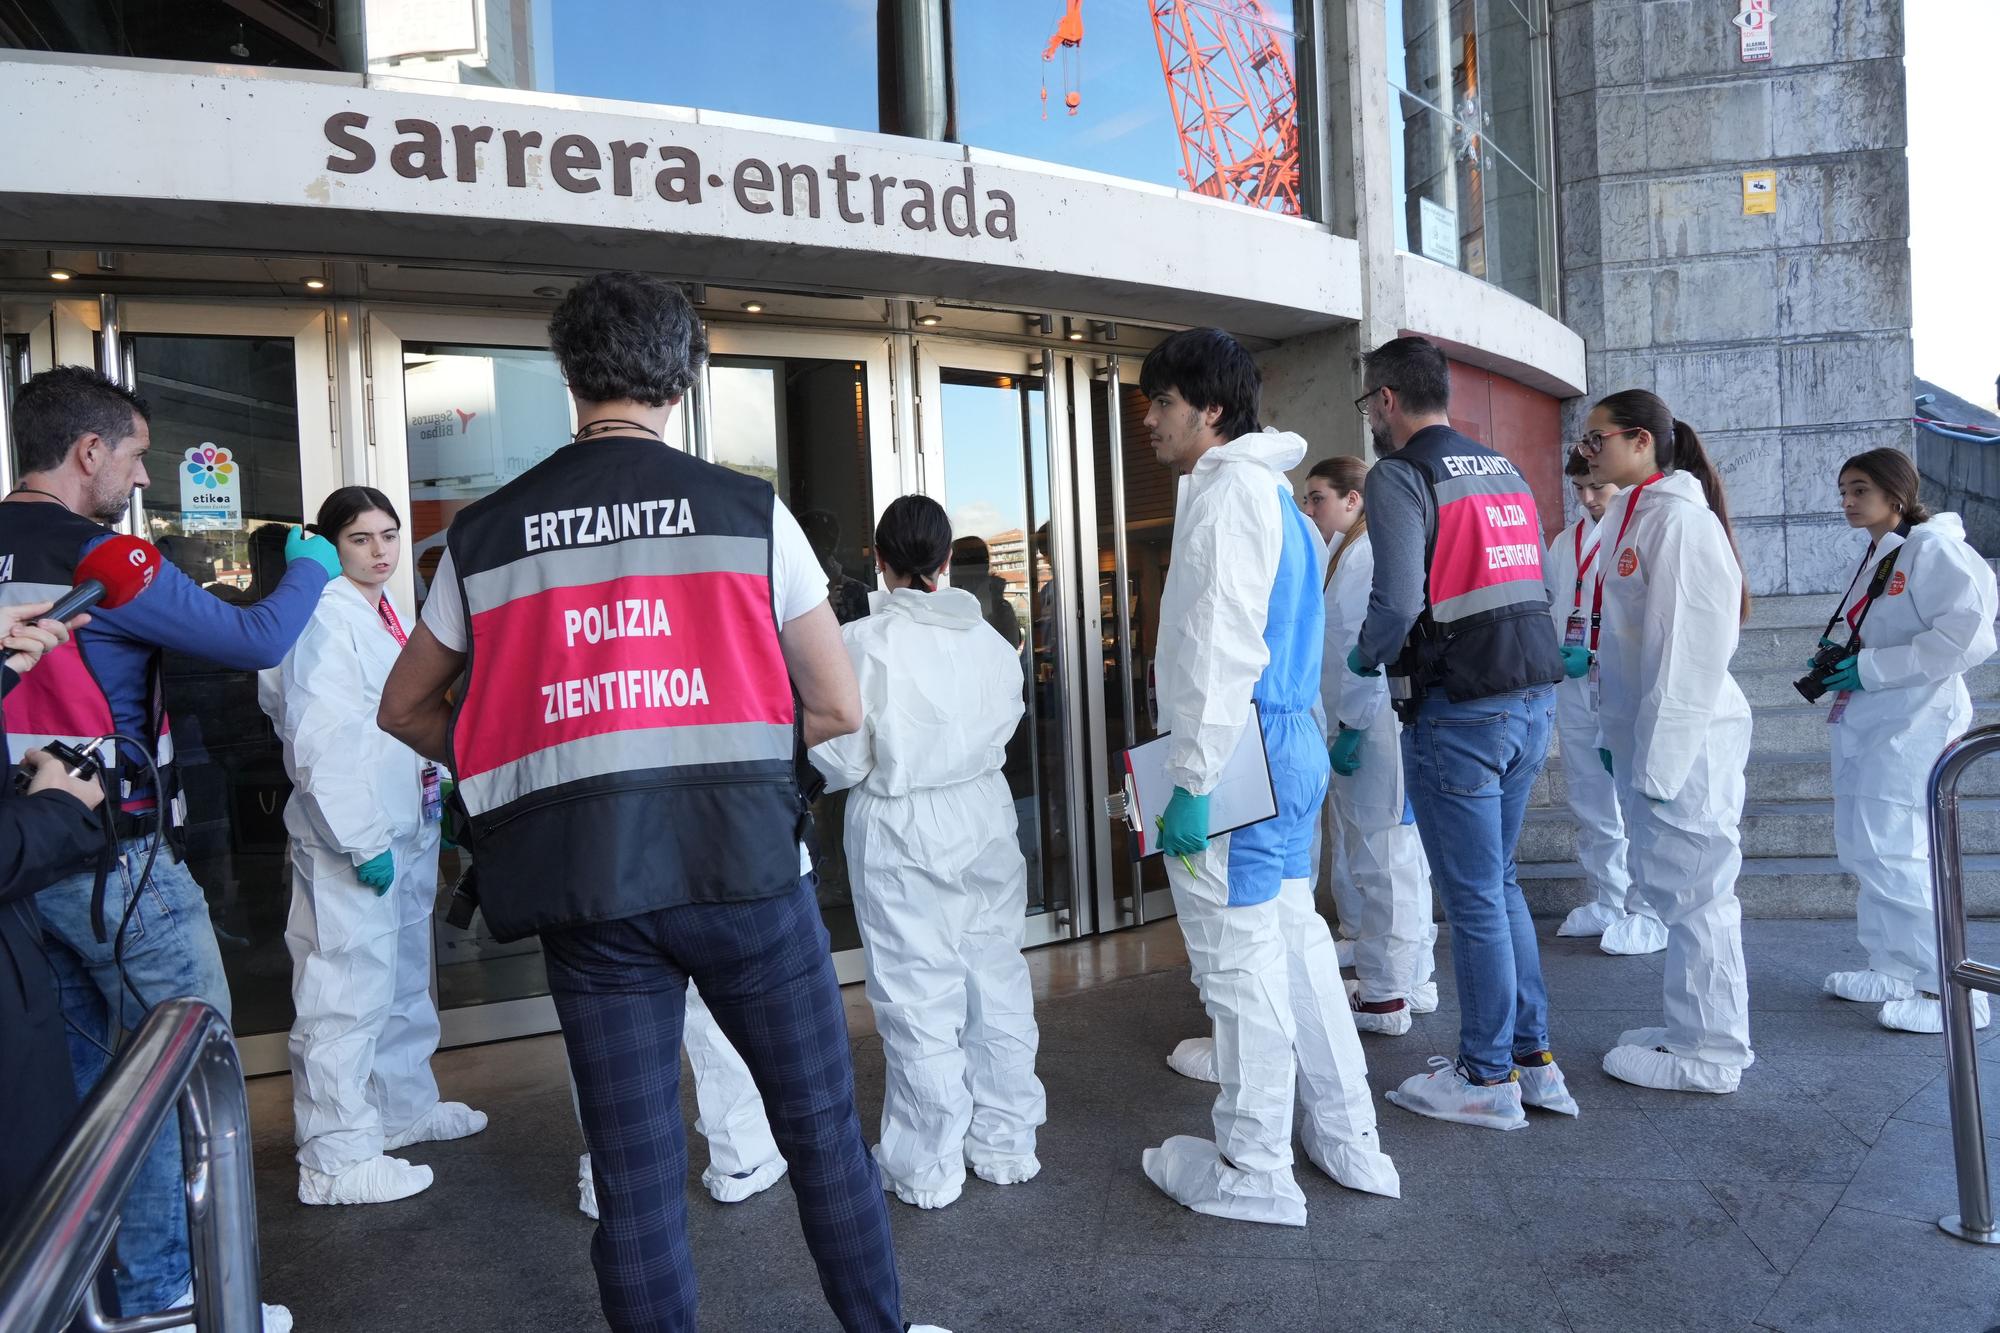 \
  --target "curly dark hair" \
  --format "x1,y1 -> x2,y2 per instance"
1138,328 -> 1262,440
547,272 -> 709,407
